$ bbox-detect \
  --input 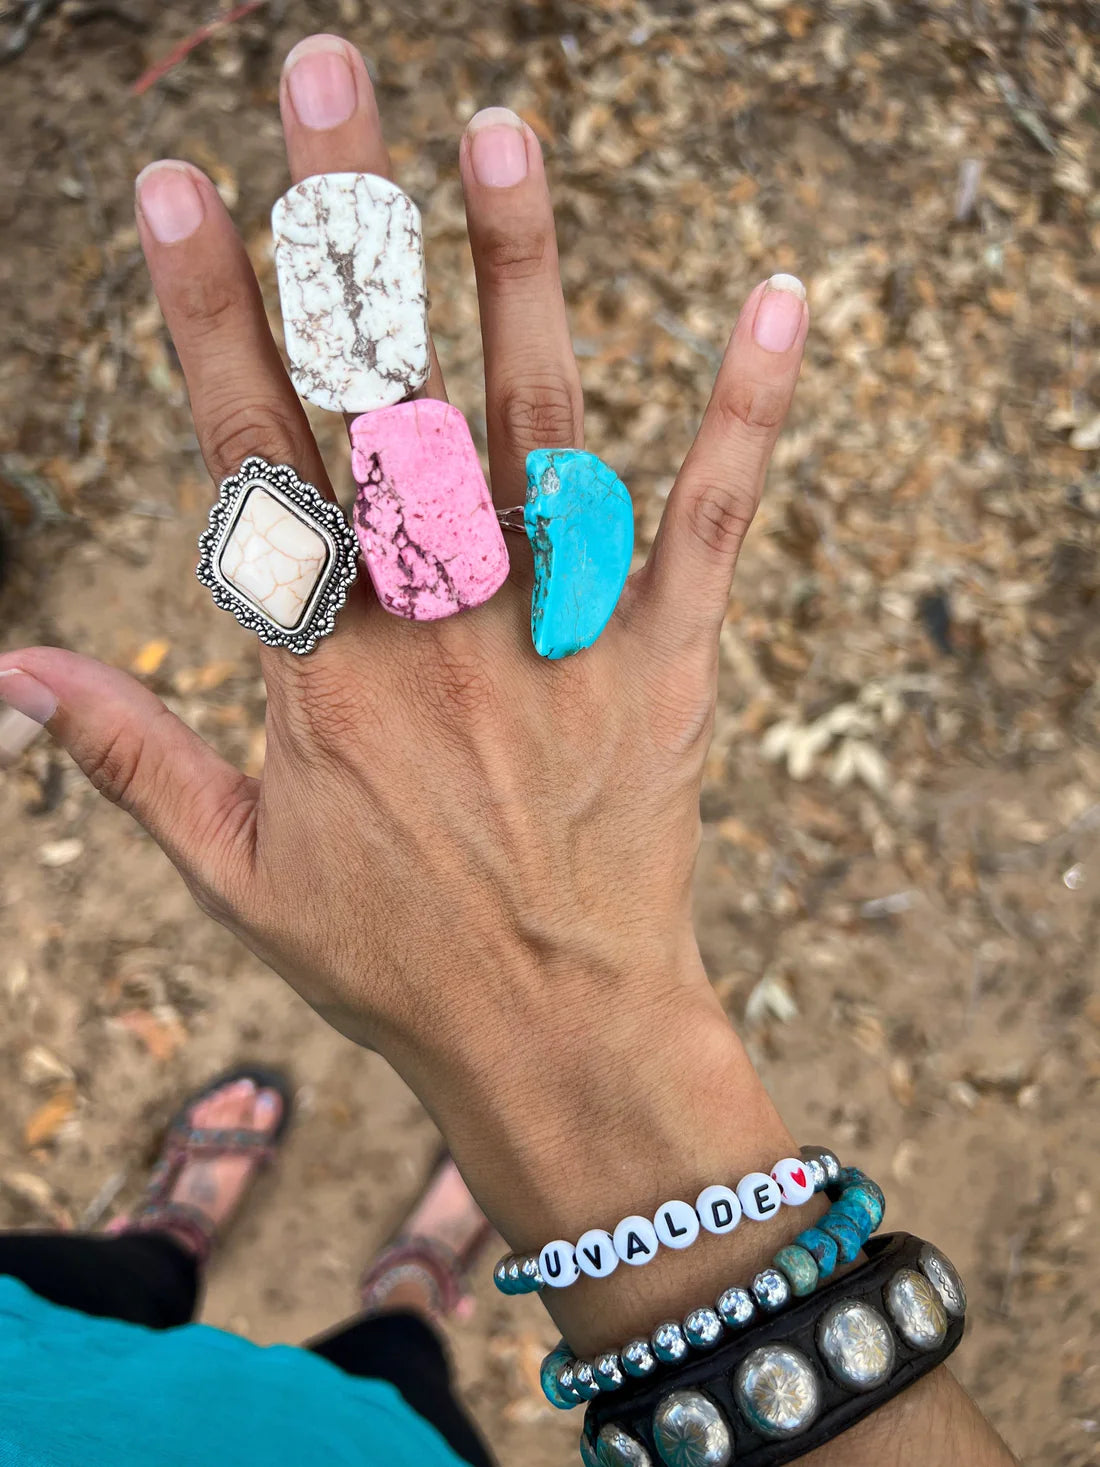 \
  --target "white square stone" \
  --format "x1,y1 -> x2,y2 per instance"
219,485 -> 329,630
272,172 -> 430,414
